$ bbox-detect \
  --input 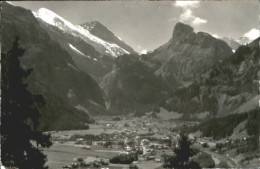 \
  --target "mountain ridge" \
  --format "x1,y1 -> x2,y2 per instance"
2,2 -> 259,123
34,8 -> 130,58
80,21 -> 136,54
145,22 -> 233,82
1,2 -> 107,130
158,37 -> 260,118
